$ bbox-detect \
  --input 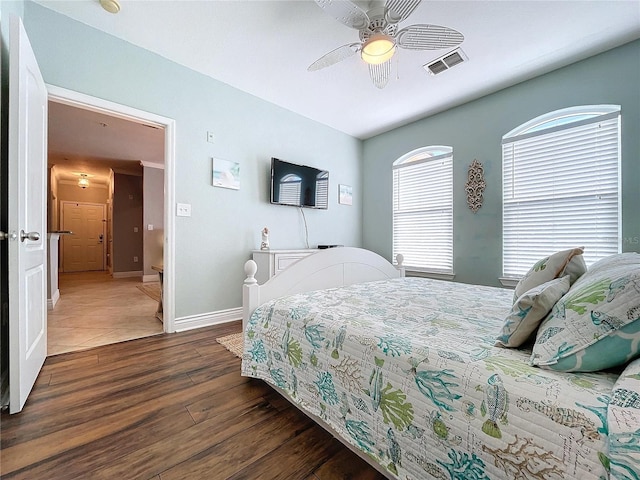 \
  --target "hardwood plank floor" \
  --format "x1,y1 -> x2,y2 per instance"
0,322 -> 386,479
